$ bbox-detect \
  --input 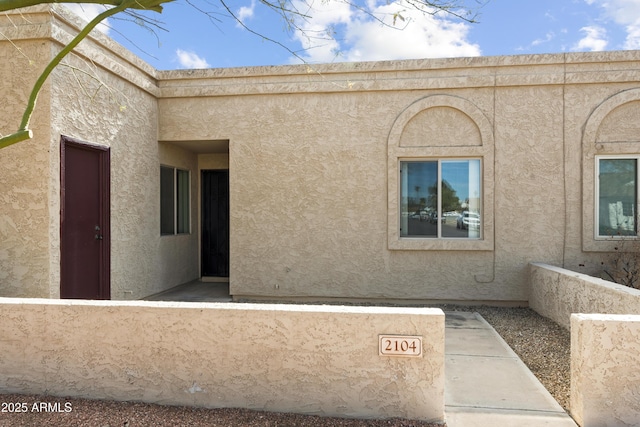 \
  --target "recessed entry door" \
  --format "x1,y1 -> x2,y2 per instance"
60,137 -> 110,299
201,170 -> 229,277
